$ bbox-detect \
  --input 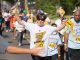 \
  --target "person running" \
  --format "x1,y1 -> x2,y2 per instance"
14,8 -> 66,60
14,20 -> 25,46
0,12 -> 5,36
55,15 -> 69,60
46,23 -> 62,60
64,9 -> 80,60
10,15 -> 17,40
